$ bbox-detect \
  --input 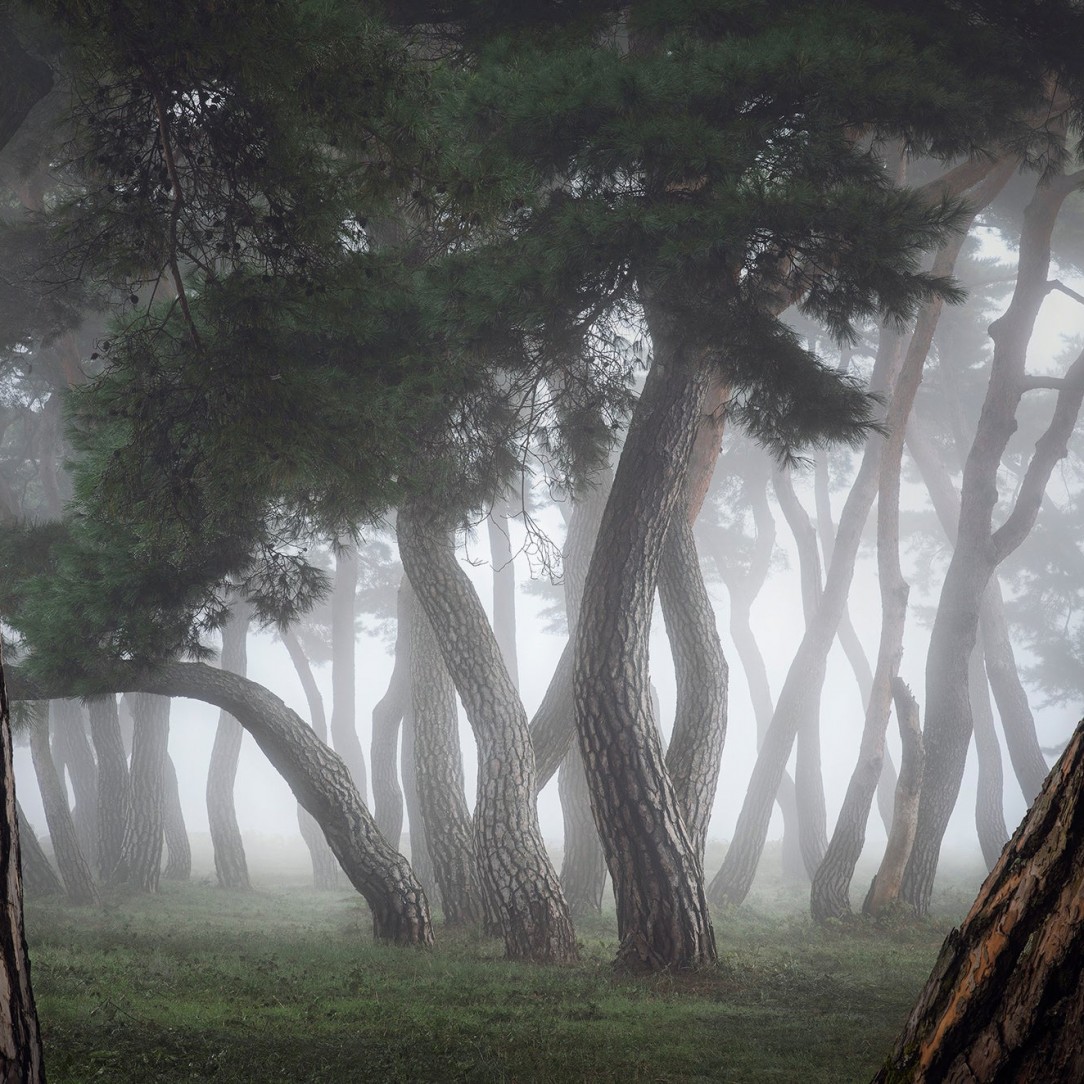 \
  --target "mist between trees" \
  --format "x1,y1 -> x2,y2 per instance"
1,1 -> 1084,1081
